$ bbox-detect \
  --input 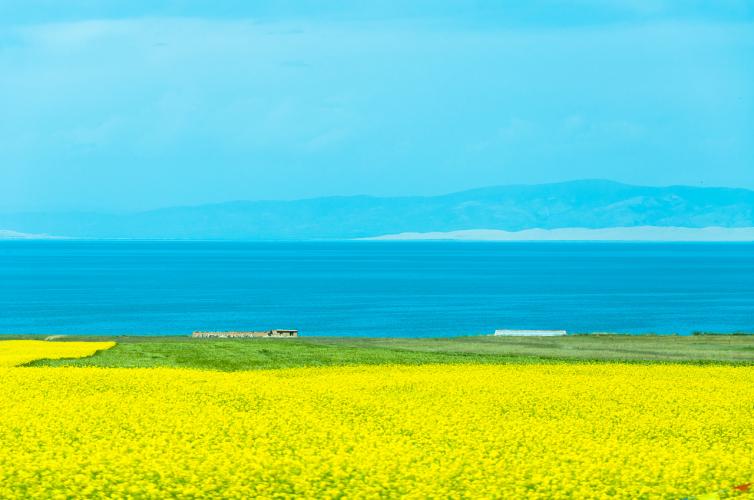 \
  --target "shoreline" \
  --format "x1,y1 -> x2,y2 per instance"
2,331 -> 753,341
